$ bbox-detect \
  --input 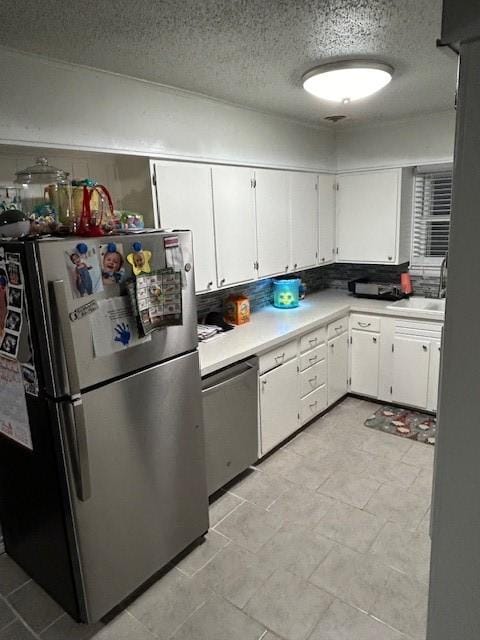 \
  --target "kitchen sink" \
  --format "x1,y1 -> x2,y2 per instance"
387,297 -> 446,316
